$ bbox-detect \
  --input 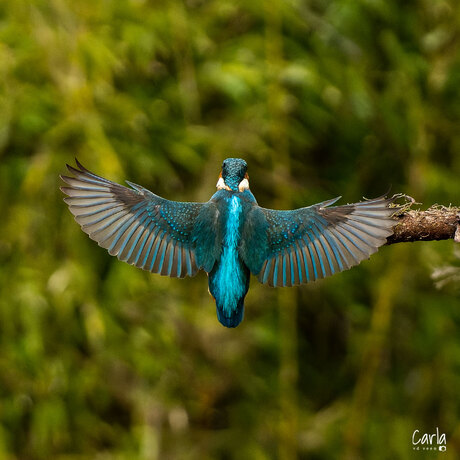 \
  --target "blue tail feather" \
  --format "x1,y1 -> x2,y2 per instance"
216,297 -> 245,328
208,257 -> 250,328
